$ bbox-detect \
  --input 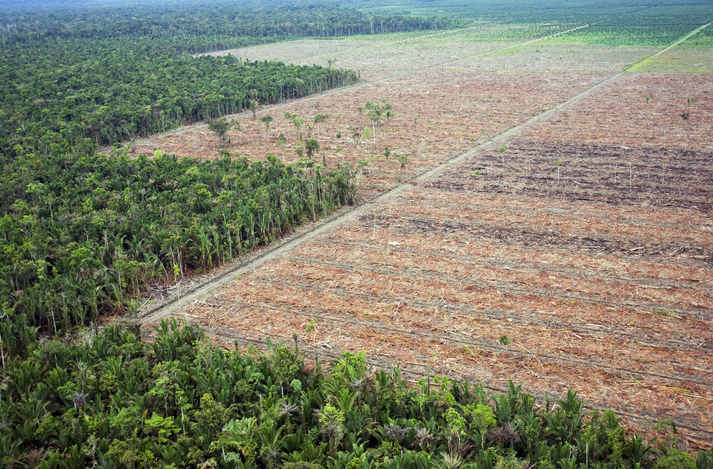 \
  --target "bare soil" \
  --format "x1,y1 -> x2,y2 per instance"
138,32 -> 713,447
523,73 -> 713,150
130,69 -> 606,200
